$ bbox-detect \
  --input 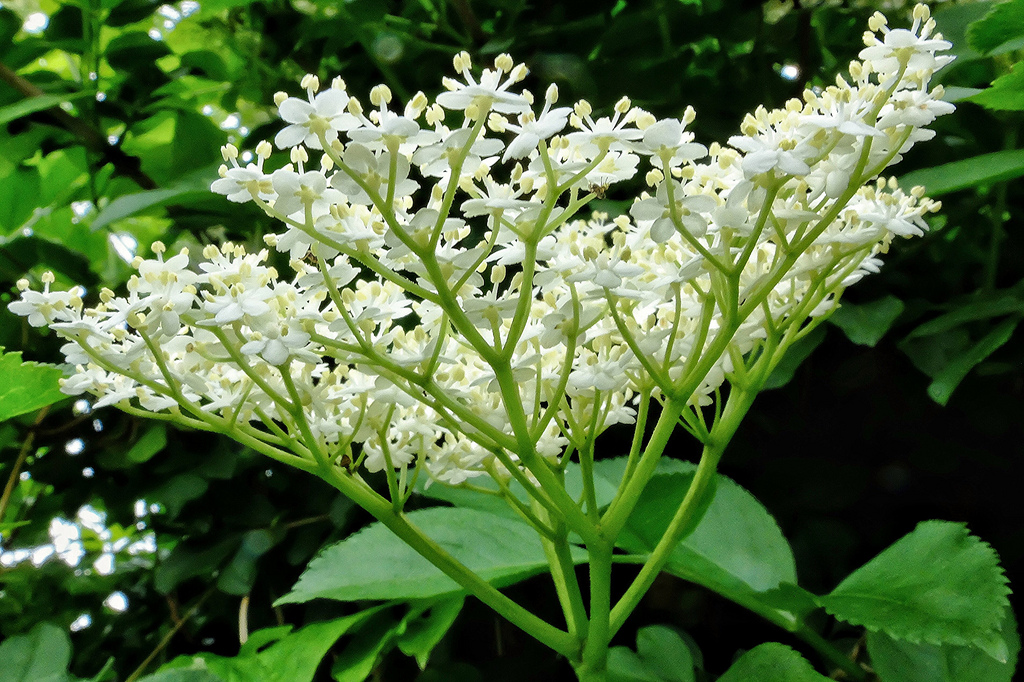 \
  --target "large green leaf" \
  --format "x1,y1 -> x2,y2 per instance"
245,613 -> 375,681
967,62 -> 1024,111
716,643 -> 831,682
968,0 -> 1024,54
277,506 -> 585,604
0,349 -> 65,422
819,521 -> 1011,659
615,467 -> 797,596
867,608 -> 1019,682
0,621 -> 73,682
830,296 -> 904,347
417,457 -> 800,623
331,610 -> 404,682
899,149 -> 1024,196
